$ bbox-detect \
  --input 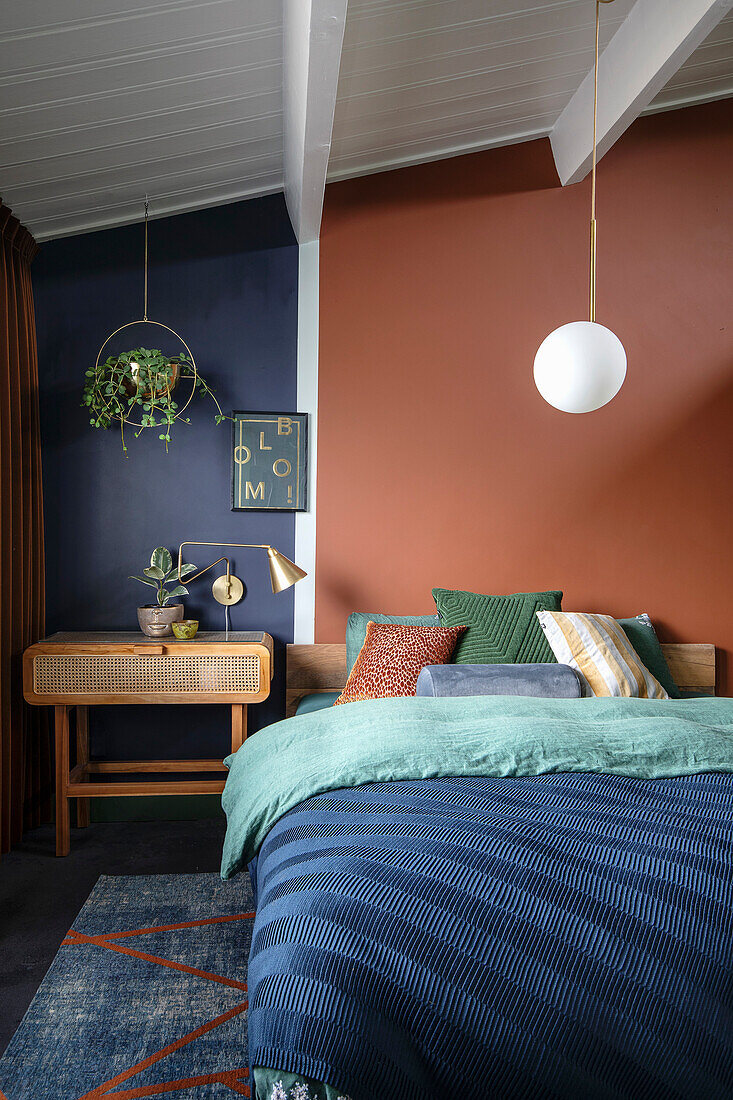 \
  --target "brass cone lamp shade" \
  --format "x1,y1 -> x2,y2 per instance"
267,546 -> 308,593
